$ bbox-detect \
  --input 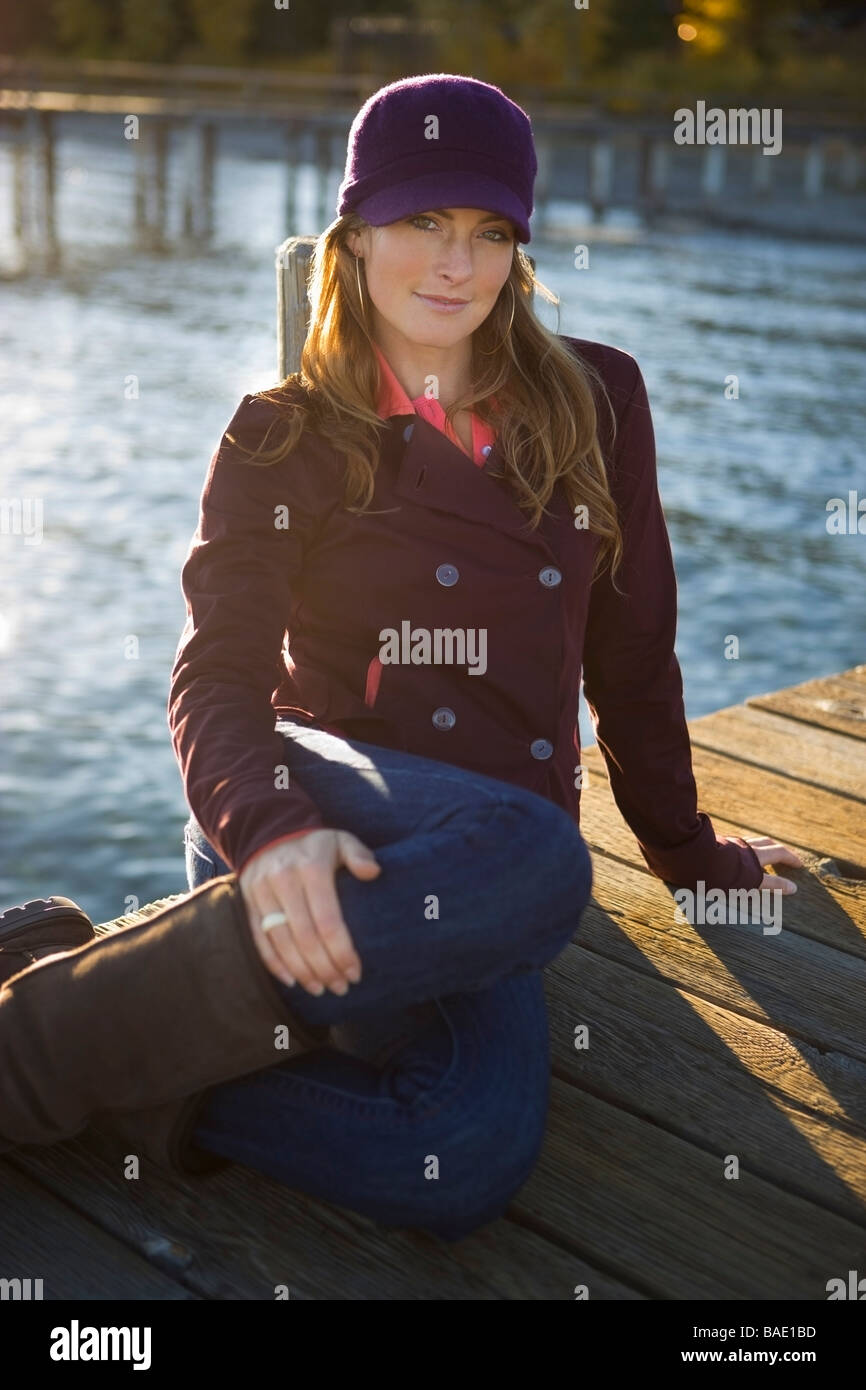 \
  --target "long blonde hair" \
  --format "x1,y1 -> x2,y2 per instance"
233,213 -> 624,589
